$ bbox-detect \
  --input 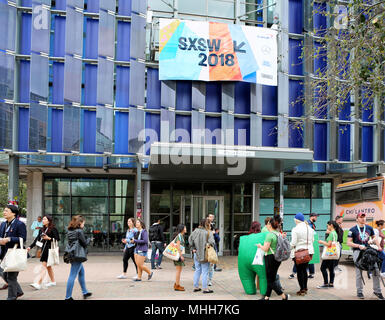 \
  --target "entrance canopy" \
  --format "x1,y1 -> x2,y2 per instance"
147,142 -> 313,181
